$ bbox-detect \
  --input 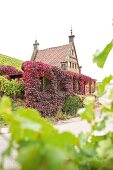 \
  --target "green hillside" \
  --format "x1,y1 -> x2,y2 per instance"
0,54 -> 23,70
